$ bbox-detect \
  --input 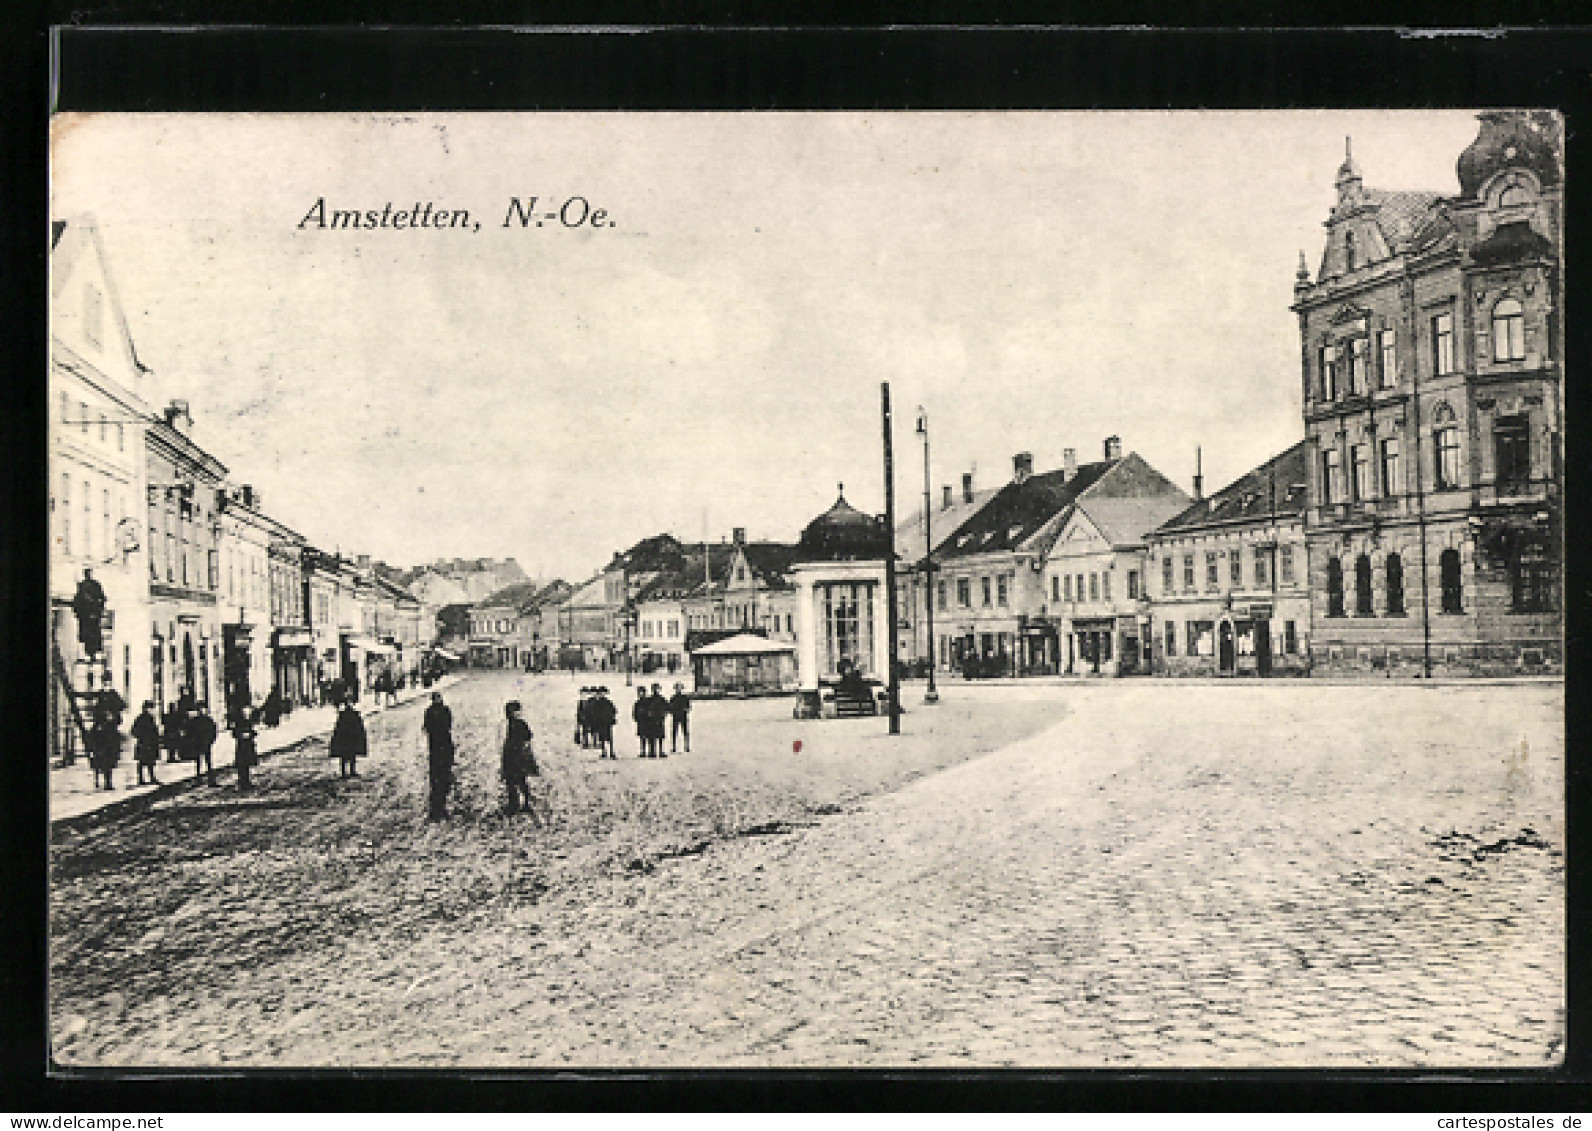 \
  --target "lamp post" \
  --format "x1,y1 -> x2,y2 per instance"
881,383 -> 901,736
916,407 -> 939,704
